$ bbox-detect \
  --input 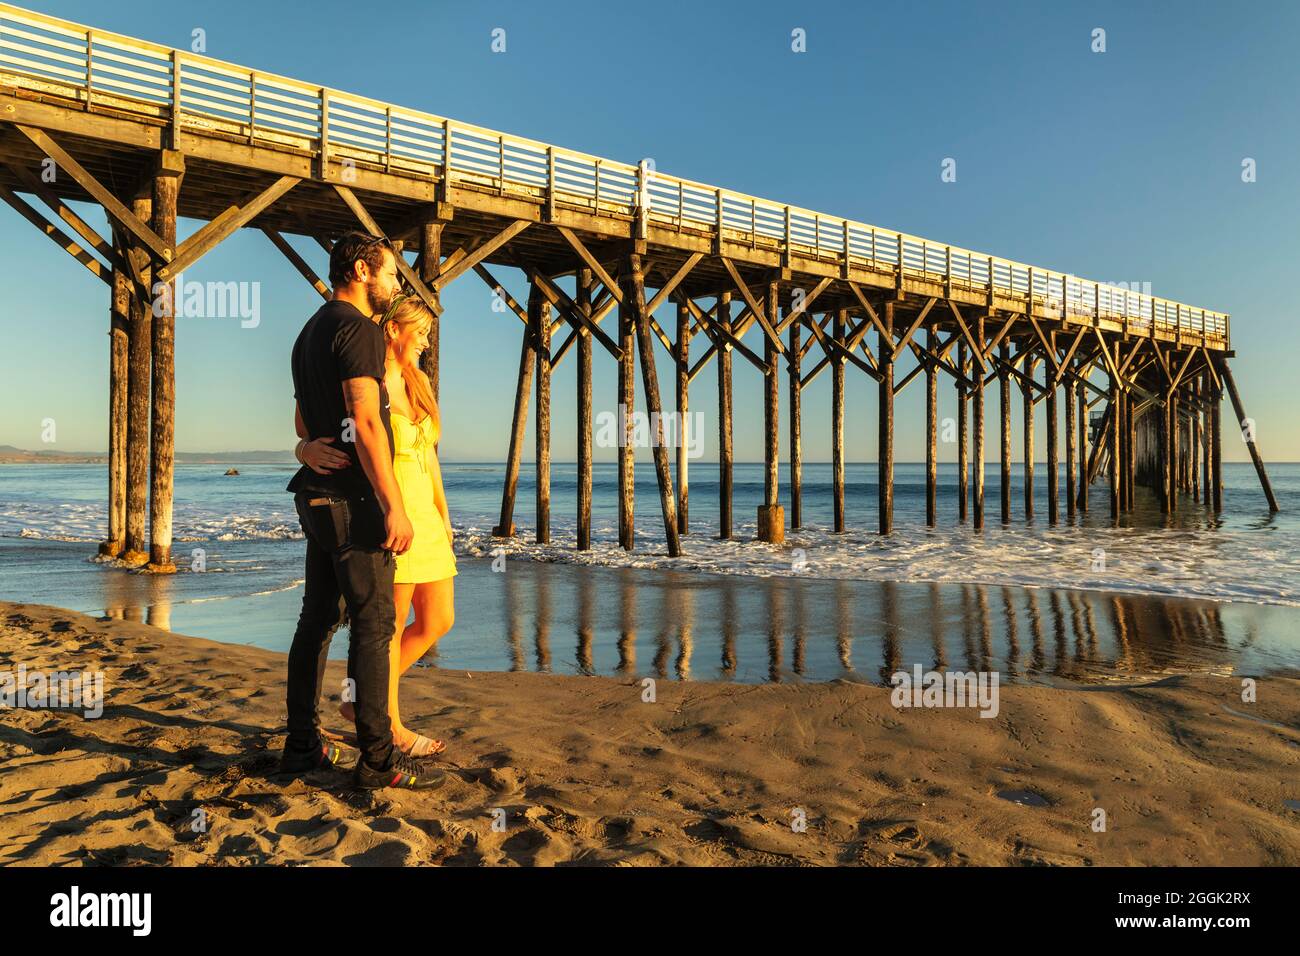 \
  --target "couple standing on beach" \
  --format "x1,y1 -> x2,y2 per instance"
277,232 -> 456,791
